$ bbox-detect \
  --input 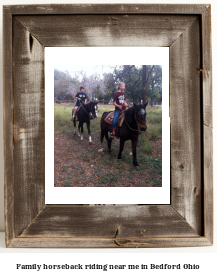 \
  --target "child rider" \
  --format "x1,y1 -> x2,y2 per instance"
109,82 -> 130,140
71,86 -> 87,119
